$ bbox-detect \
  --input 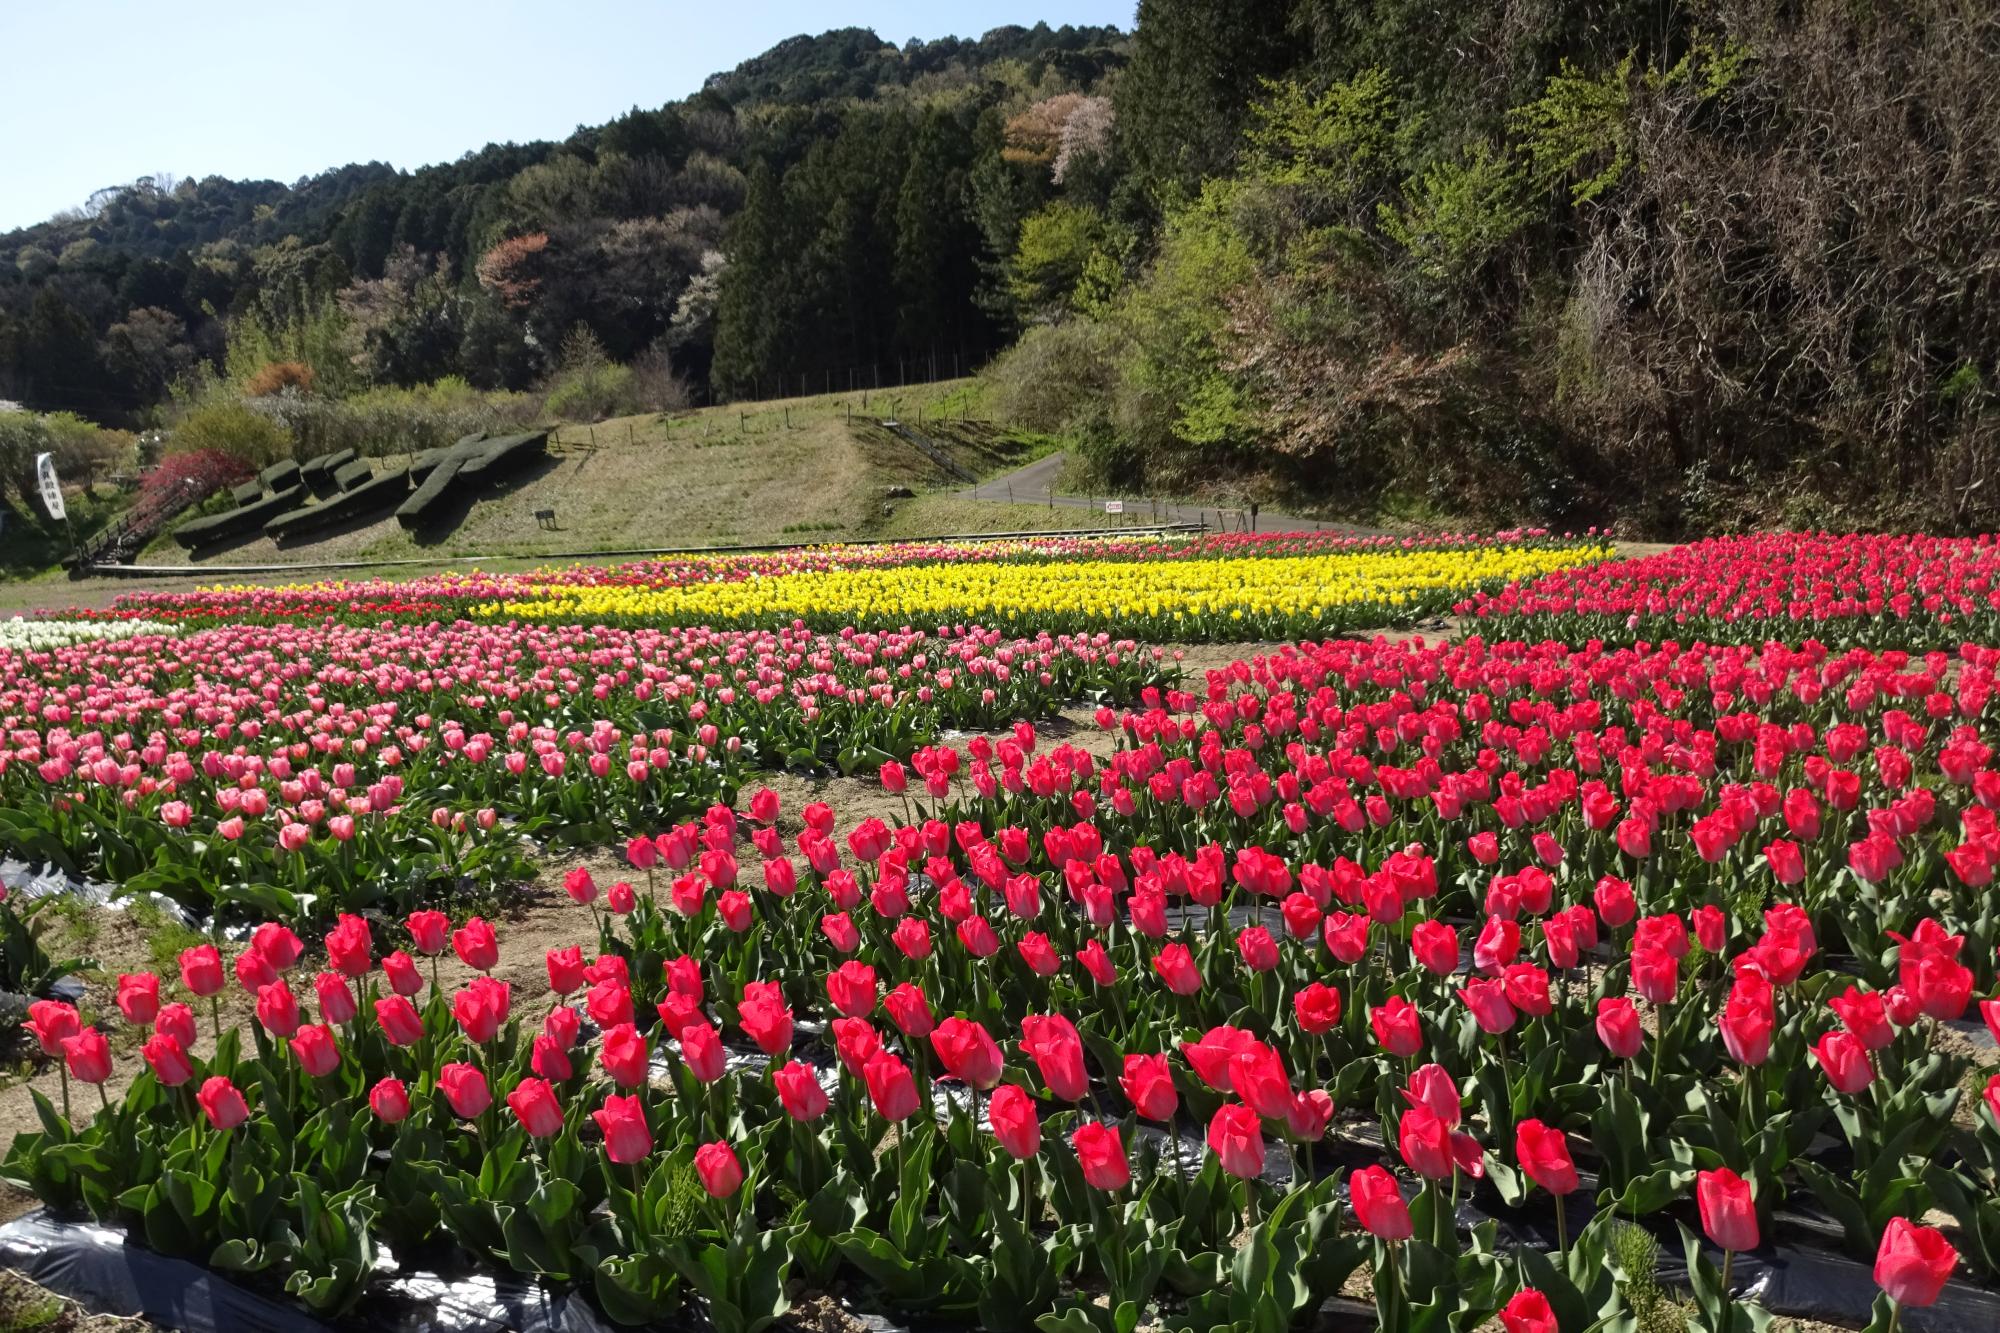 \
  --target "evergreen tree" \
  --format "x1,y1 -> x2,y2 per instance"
1115,0 -> 1296,208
